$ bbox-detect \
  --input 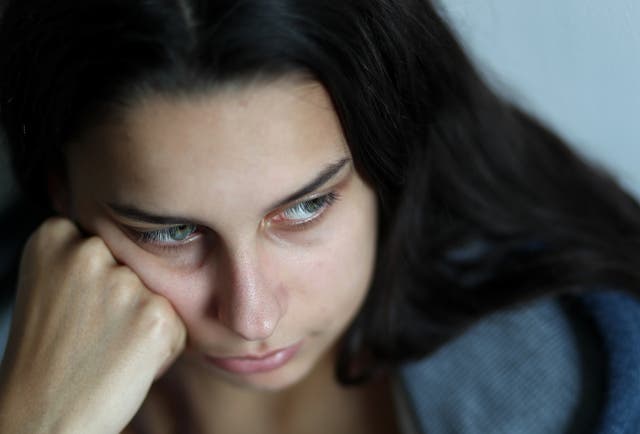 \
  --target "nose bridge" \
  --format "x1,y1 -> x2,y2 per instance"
215,241 -> 284,341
